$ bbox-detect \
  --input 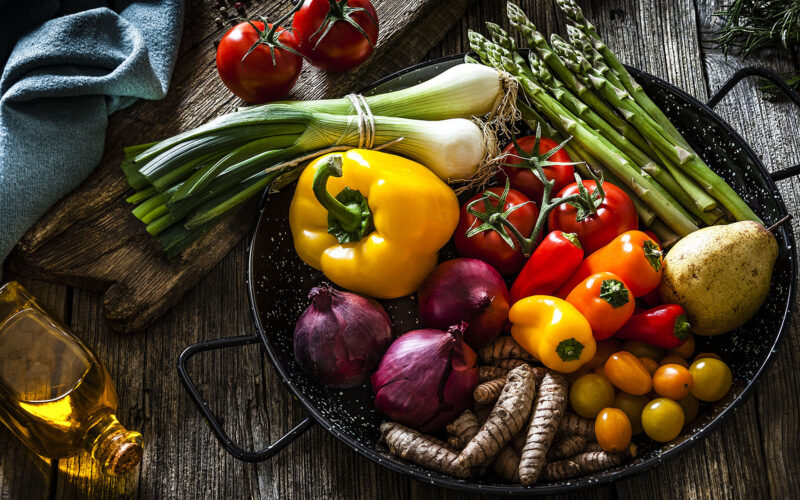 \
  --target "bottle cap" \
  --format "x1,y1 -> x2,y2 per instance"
95,427 -> 143,476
